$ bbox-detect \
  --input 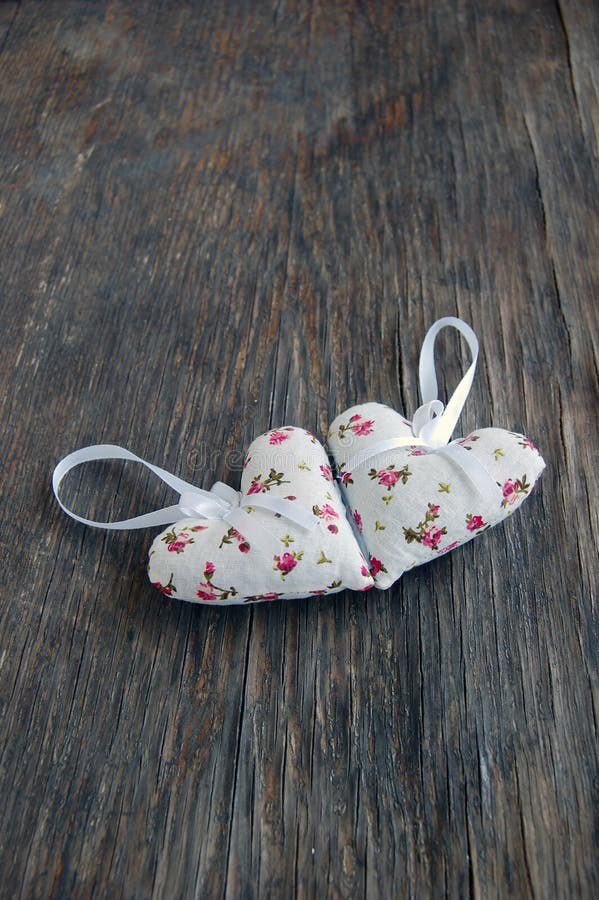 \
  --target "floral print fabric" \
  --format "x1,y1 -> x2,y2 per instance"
148,427 -> 374,604
328,402 -> 546,589
148,407 -> 545,604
